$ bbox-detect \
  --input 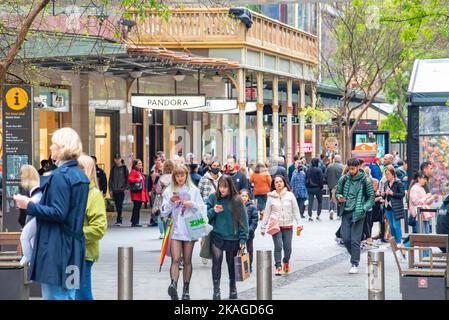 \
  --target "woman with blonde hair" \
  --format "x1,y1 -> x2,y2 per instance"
14,127 -> 90,300
161,165 -> 204,300
18,165 -> 43,266
76,155 -> 108,300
